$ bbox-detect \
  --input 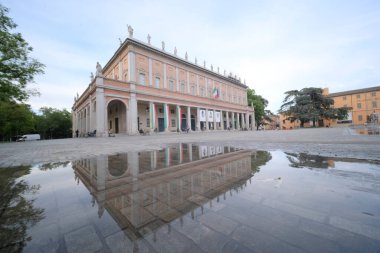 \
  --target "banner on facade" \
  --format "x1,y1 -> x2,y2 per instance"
200,145 -> 208,158
215,111 -> 221,122
200,109 -> 206,122
208,110 -> 214,122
